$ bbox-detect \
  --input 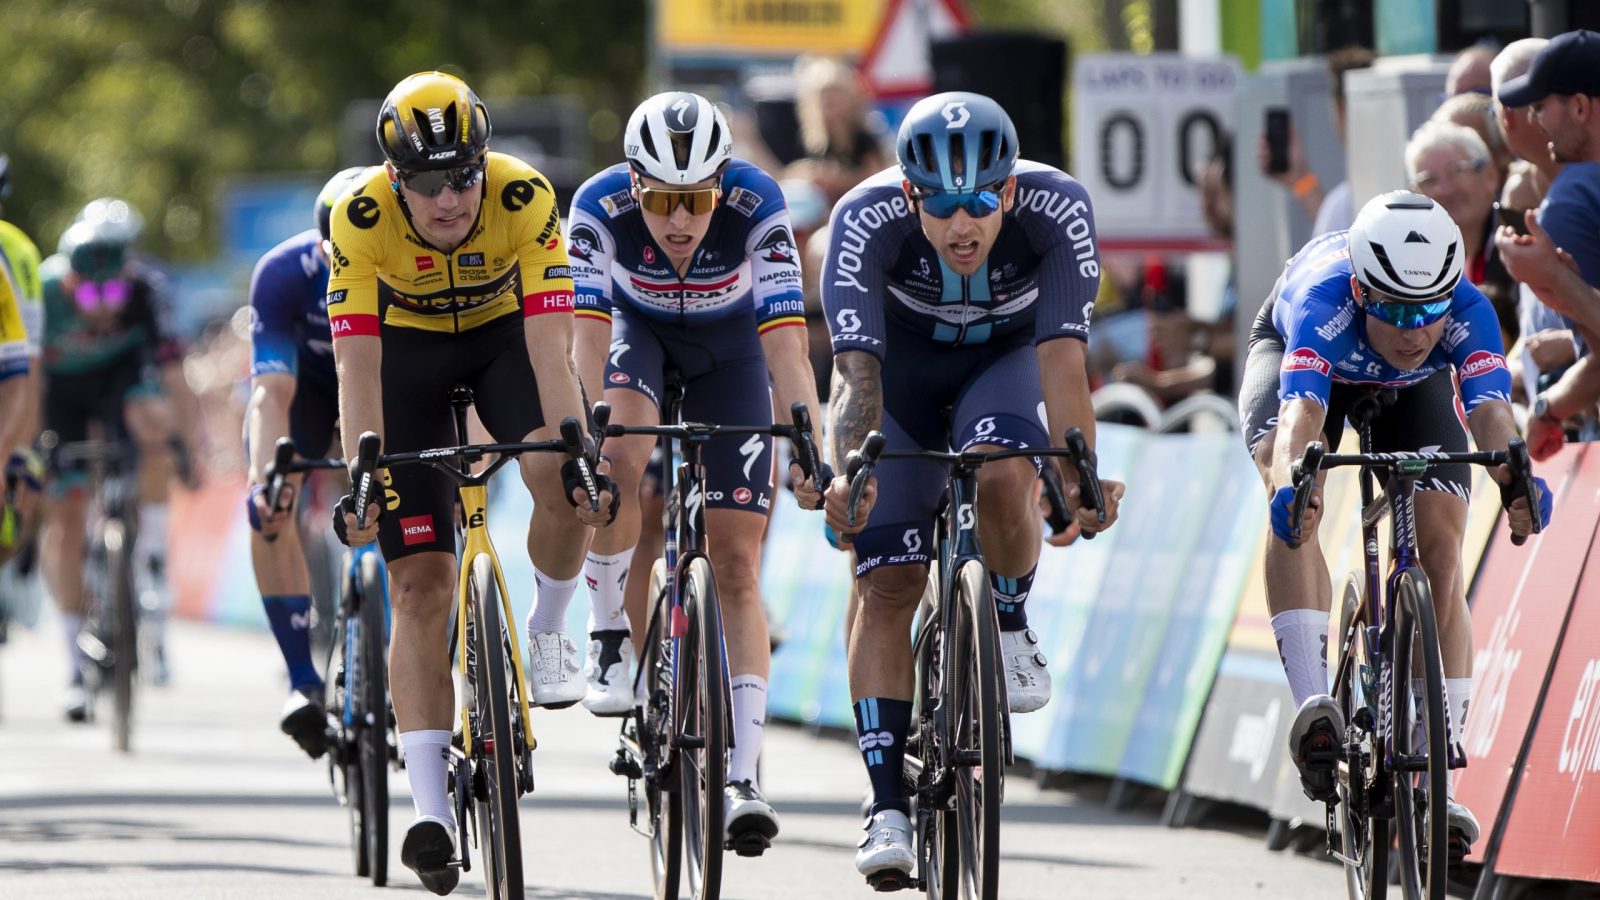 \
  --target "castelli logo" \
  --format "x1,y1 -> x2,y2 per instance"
609,372 -> 630,384
642,246 -> 656,264
1282,348 -> 1331,376
733,487 -> 752,504
1459,350 -> 1507,380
